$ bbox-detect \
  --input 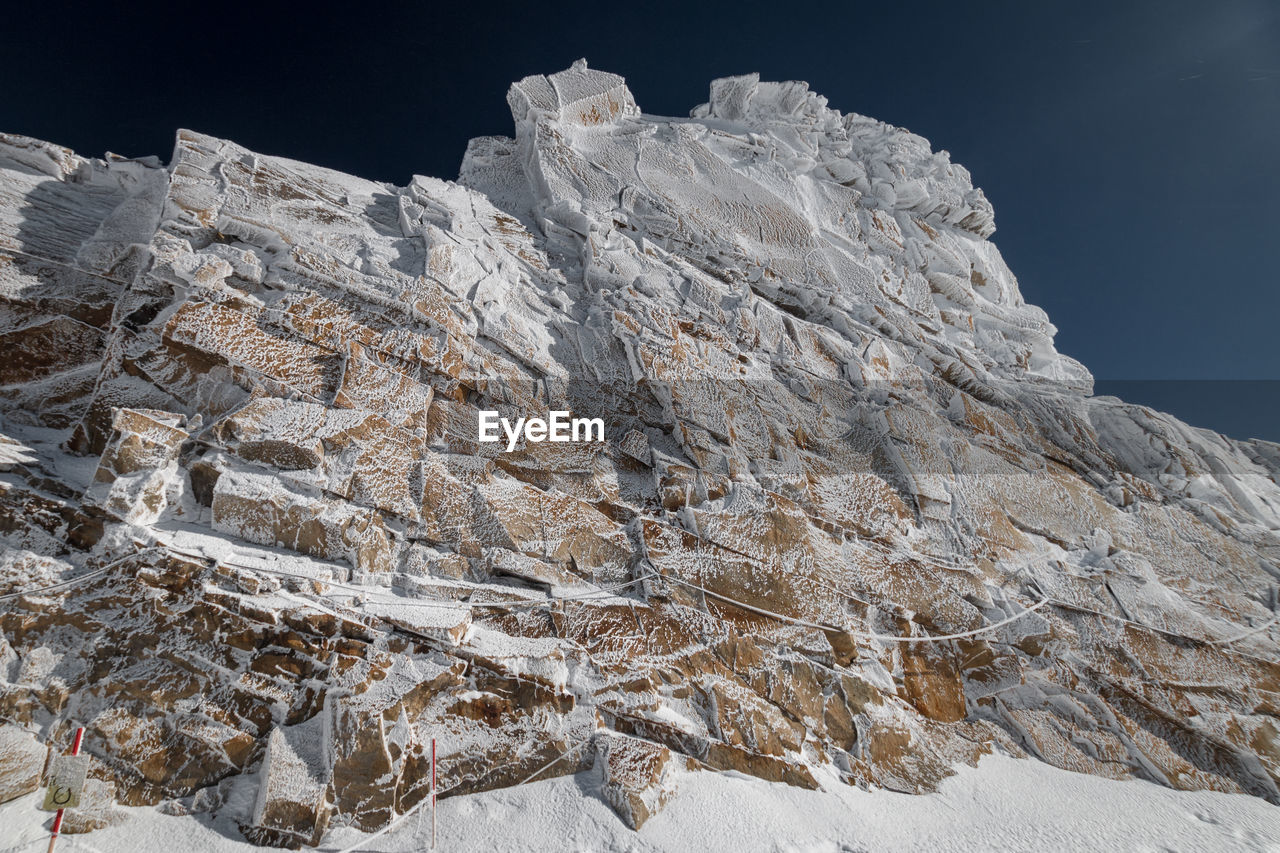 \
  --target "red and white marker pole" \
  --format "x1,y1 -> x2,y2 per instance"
431,737 -> 437,849
47,726 -> 84,853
